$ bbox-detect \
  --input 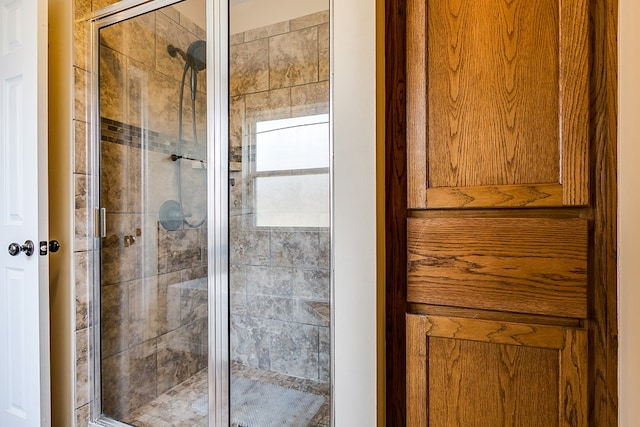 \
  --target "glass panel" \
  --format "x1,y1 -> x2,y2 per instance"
228,2 -> 332,426
256,114 -> 329,171
256,174 -> 330,228
97,1 -> 208,425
